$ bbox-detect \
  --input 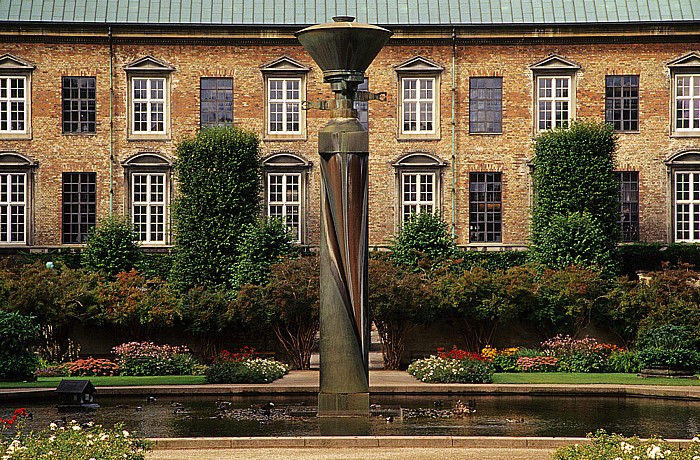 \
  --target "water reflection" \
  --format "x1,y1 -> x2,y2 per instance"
1,395 -> 697,439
